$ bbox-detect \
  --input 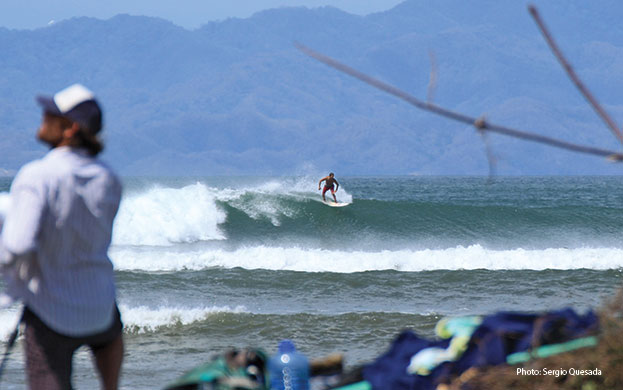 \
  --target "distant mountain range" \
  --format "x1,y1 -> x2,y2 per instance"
1,0 -> 622,176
